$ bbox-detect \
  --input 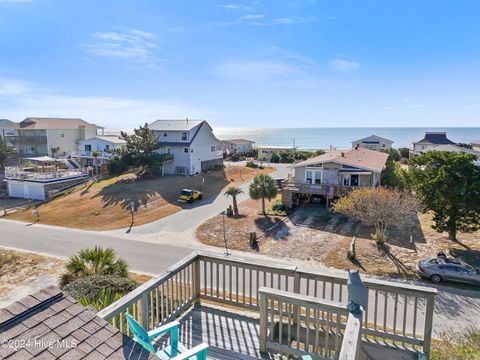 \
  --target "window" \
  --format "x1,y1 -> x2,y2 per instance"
181,132 -> 188,141
314,170 -> 322,184
184,147 -> 189,153
163,132 -> 168,137
211,146 -> 215,152
306,171 -> 313,184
